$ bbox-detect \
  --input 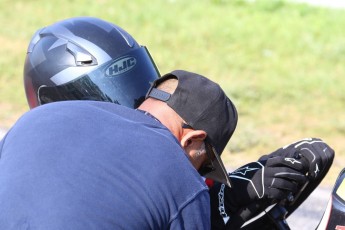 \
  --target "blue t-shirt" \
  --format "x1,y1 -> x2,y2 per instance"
0,101 -> 210,230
